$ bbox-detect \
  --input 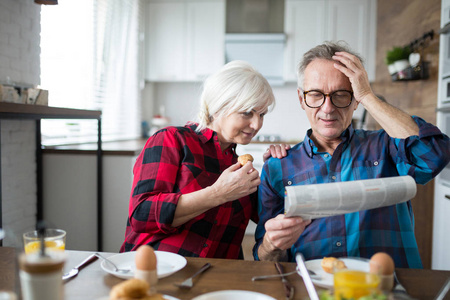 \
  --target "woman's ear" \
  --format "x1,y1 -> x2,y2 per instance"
297,88 -> 306,110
